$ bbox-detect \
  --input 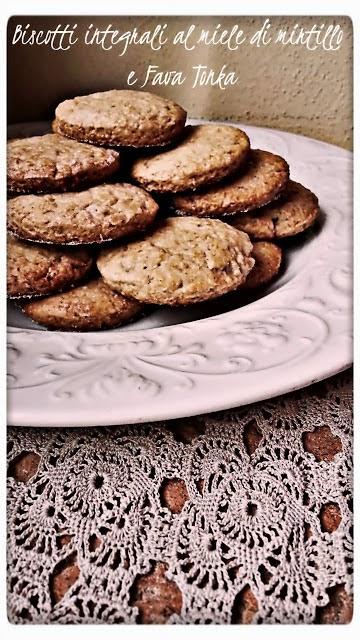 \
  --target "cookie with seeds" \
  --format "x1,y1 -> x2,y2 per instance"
7,183 -> 159,245
97,216 -> 254,306
130,124 -> 250,193
242,242 -> 282,290
7,235 -> 93,299
170,150 -> 289,217
53,90 -> 187,148
21,277 -> 144,331
231,180 -> 319,239
7,133 -> 120,194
